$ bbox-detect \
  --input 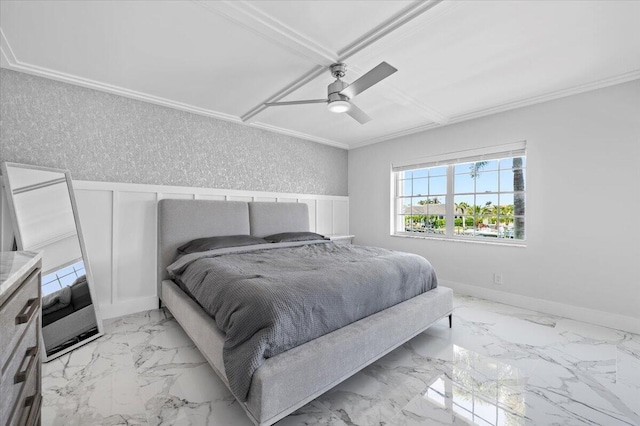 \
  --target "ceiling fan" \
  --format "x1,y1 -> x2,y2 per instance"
264,62 -> 397,124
